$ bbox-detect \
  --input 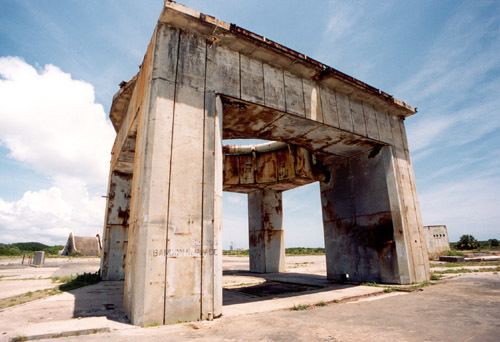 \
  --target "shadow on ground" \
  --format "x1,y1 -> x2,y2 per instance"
223,270 -> 355,305
71,281 -> 128,323
69,271 -> 356,323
